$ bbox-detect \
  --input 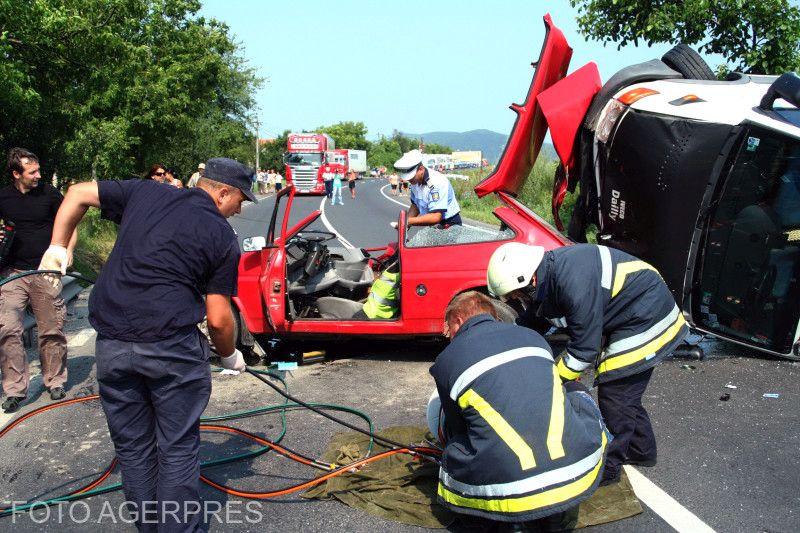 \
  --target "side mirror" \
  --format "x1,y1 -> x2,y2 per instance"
242,236 -> 266,252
